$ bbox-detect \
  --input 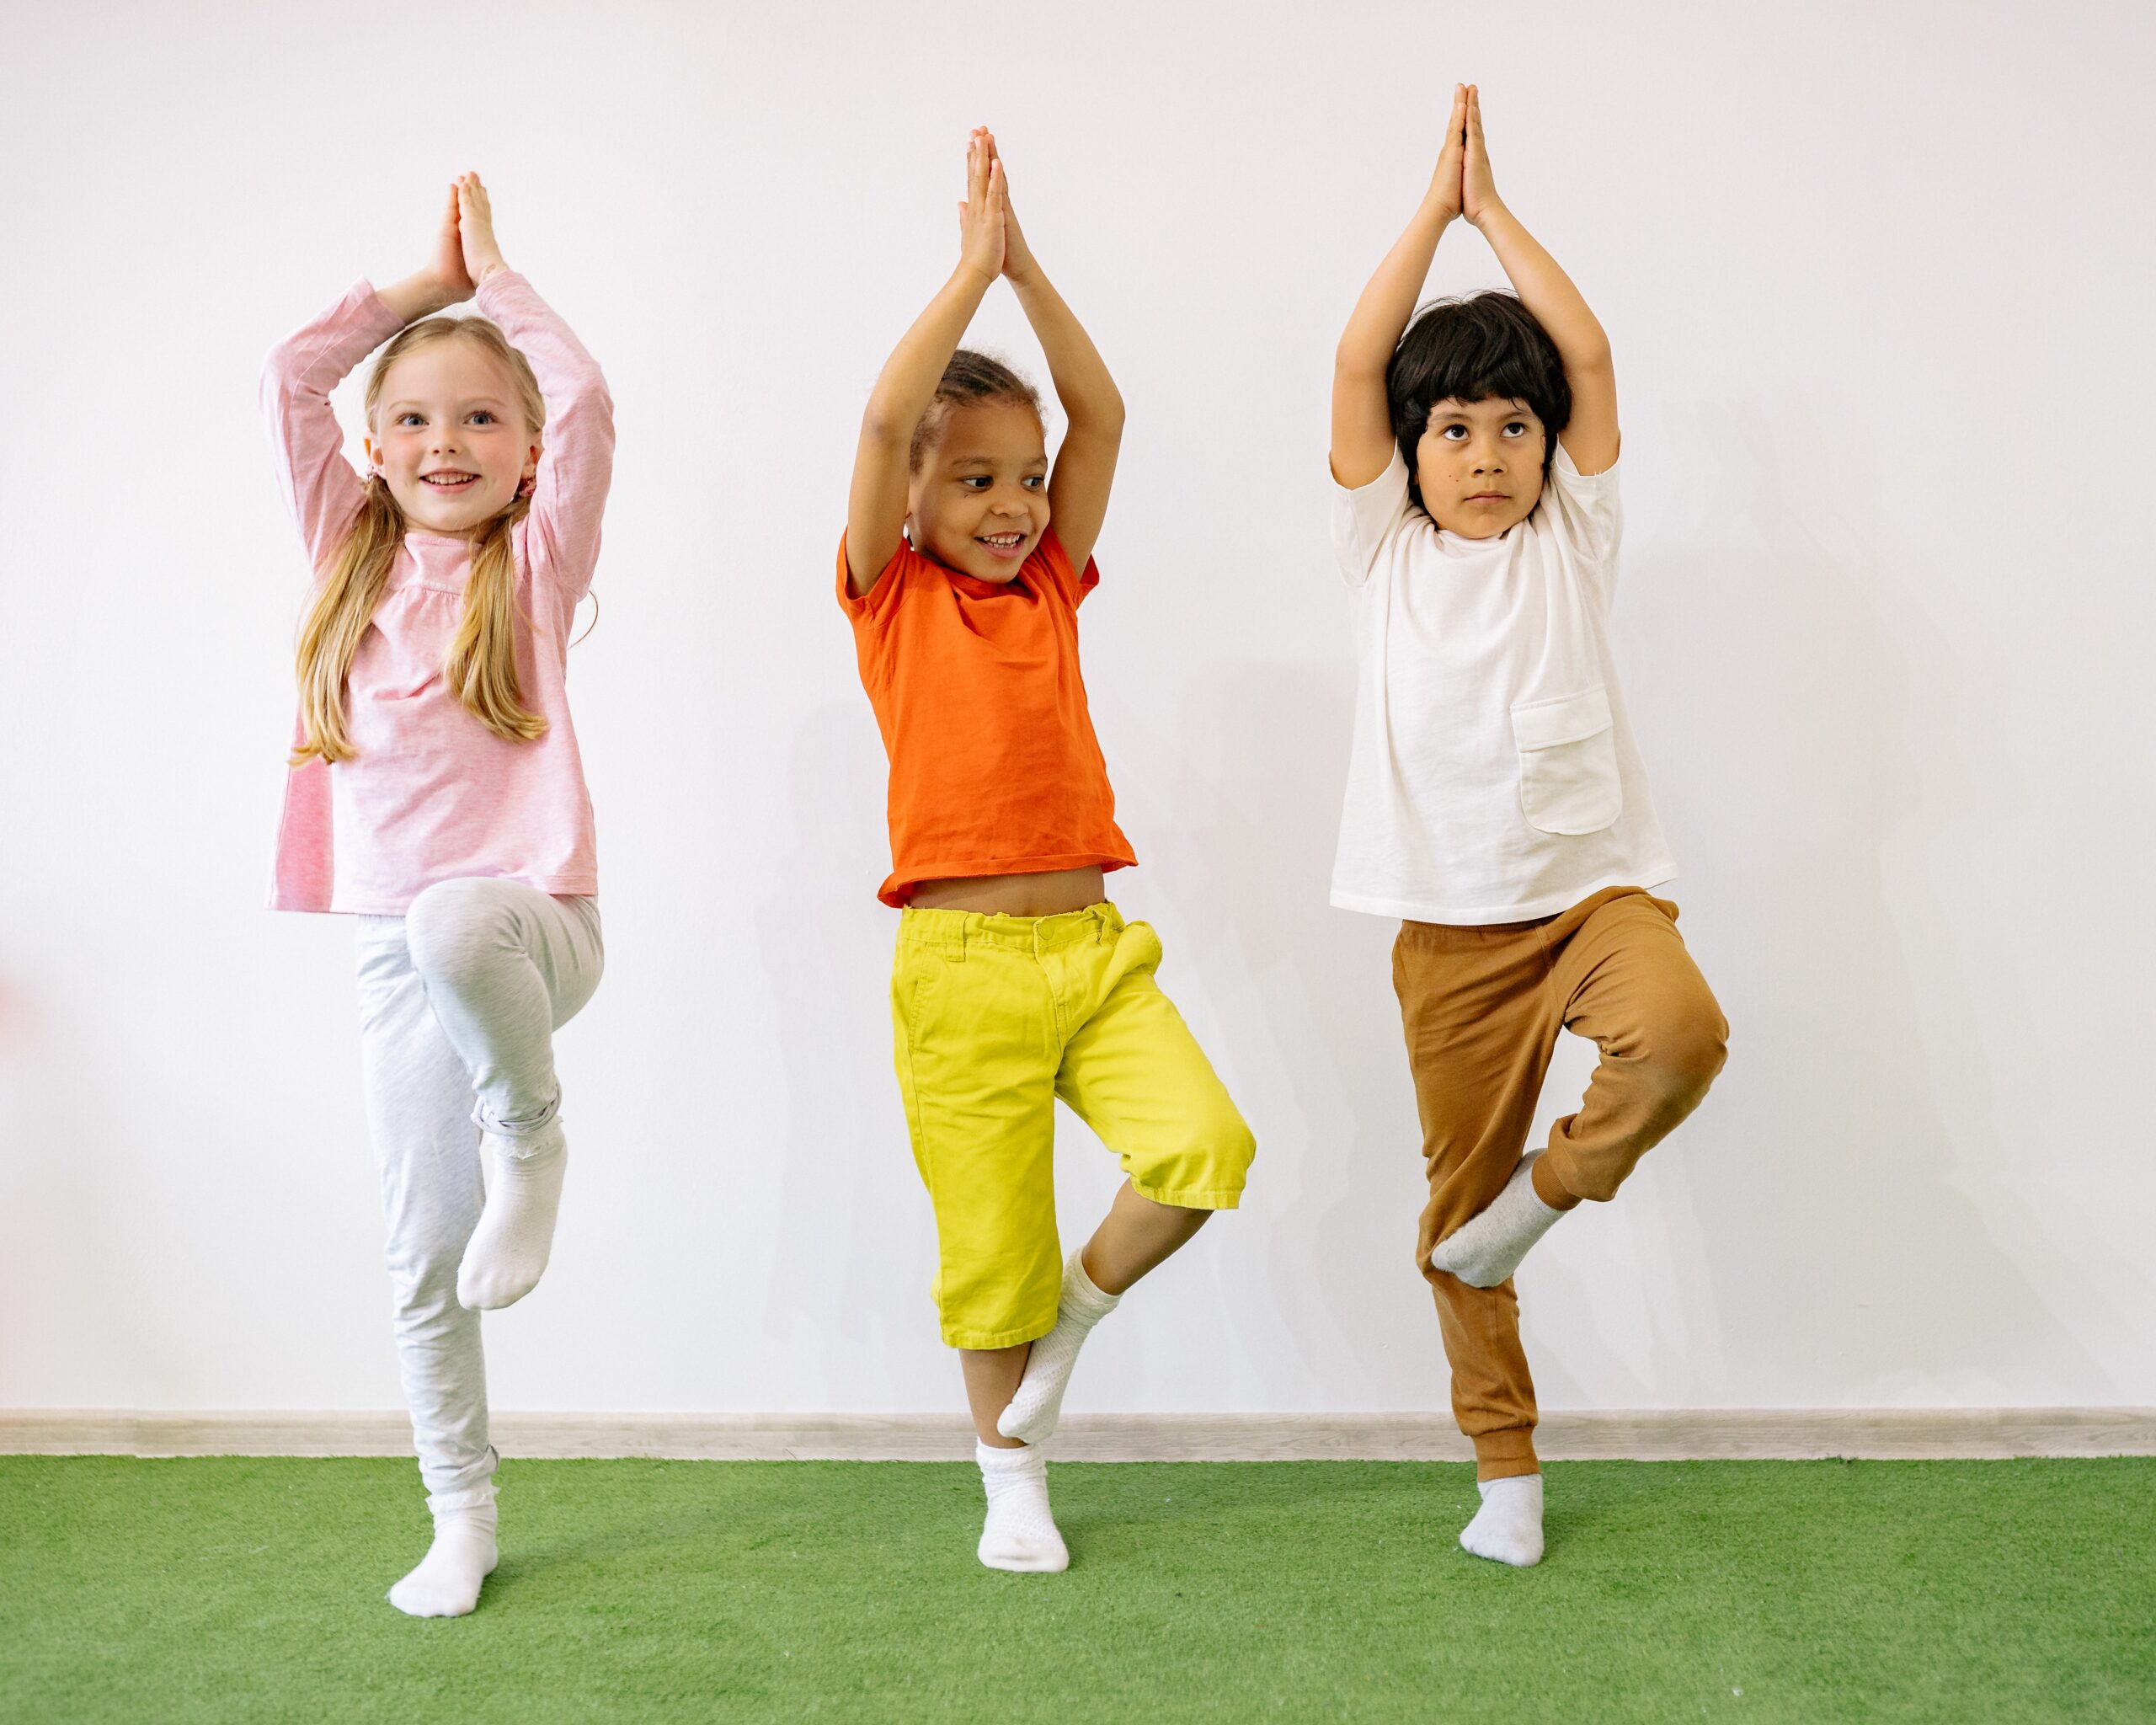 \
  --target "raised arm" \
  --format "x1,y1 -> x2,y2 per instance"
260,184 -> 471,574
1460,86 -> 1620,476
845,134 -> 1006,597
990,135 -> 1123,577
1331,85 -> 1470,489
456,174 -> 616,598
